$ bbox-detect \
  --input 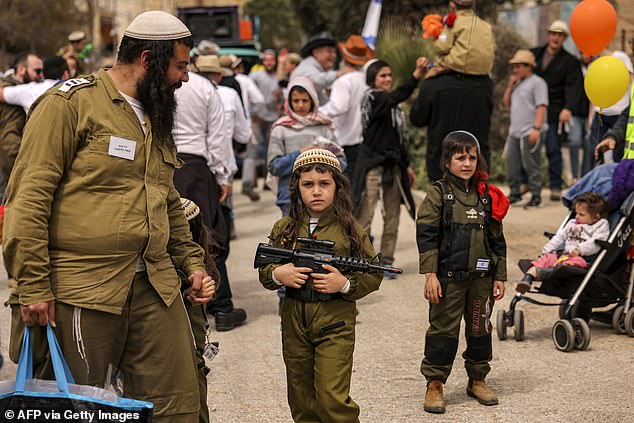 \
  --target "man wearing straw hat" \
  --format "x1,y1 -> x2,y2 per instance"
320,35 -> 374,179
4,11 -> 212,422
